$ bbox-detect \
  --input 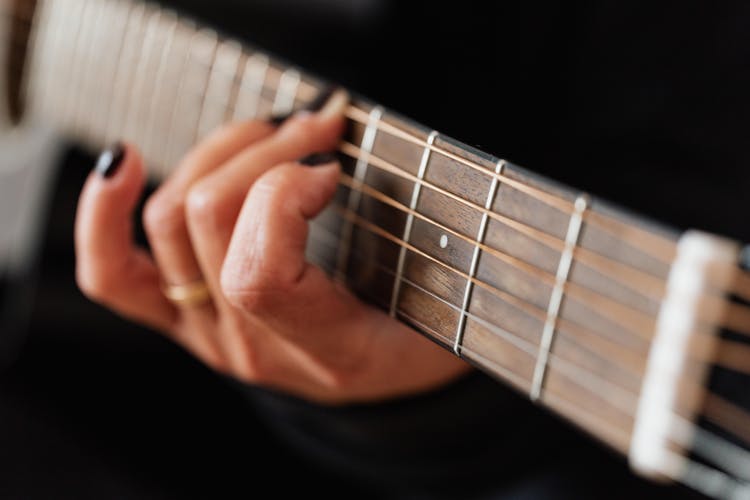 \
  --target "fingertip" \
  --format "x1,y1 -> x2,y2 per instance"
94,142 -> 126,178
78,143 -> 148,235
296,161 -> 341,219
310,161 -> 341,186
86,142 -> 144,193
